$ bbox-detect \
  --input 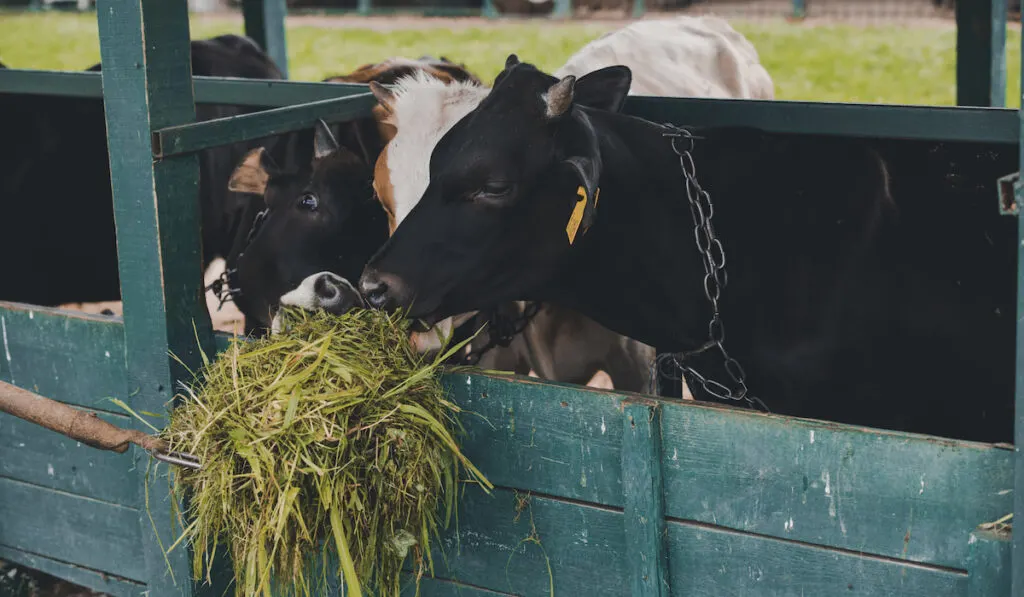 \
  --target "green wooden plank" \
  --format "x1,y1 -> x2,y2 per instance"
96,0 -> 214,594
0,544 -> 144,597
153,92 -> 376,158
666,520 -> 967,597
621,401 -> 669,597
624,96 -> 1020,144
444,373 -> 626,506
0,477 -> 145,582
1013,7 -> 1024,591
241,0 -> 288,78
0,303 -> 126,413
967,528 -> 1012,596
0,69 -> 367,106
956,0 -> 1008,107
0,410 -> 138,507
409,577 -> 516,596
660,403 -> 1014,571
427,488 -> 628,596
